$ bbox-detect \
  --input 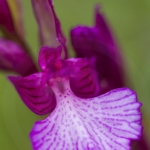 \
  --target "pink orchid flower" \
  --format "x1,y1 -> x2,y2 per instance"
0,0 -> 143,149
9,45 -> 142,150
